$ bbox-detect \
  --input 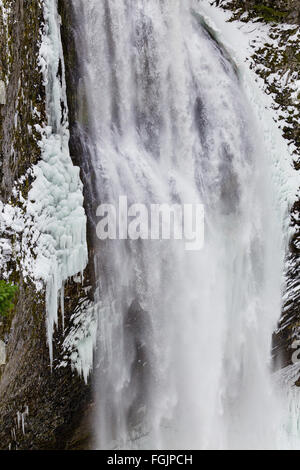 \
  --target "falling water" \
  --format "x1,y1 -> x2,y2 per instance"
70,0 -> 290,449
